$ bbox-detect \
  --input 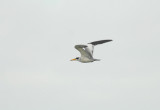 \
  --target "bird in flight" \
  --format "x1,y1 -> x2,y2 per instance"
71,39 -> 112,63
